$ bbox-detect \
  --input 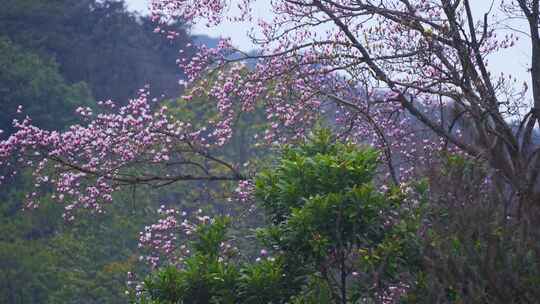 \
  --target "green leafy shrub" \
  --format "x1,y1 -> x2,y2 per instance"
135,130 -> 423,303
